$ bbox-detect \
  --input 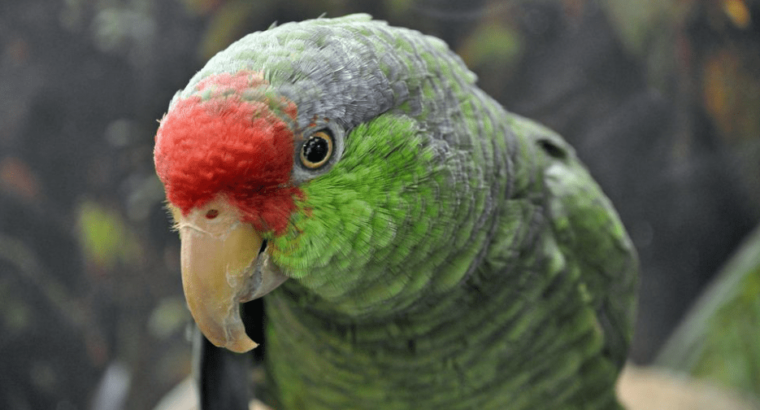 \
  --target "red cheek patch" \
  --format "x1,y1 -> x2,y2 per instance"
154,82 -> 300,234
